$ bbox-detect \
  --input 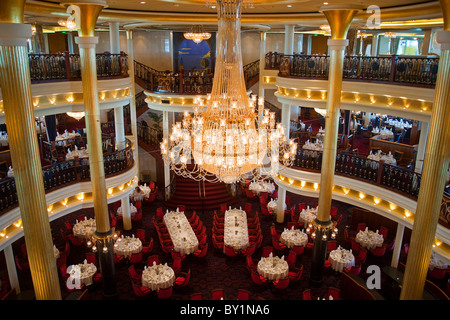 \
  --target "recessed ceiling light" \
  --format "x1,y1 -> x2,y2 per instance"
140,1 -> 146,4
287,4 -> 292,7
323,2 -> 328,4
